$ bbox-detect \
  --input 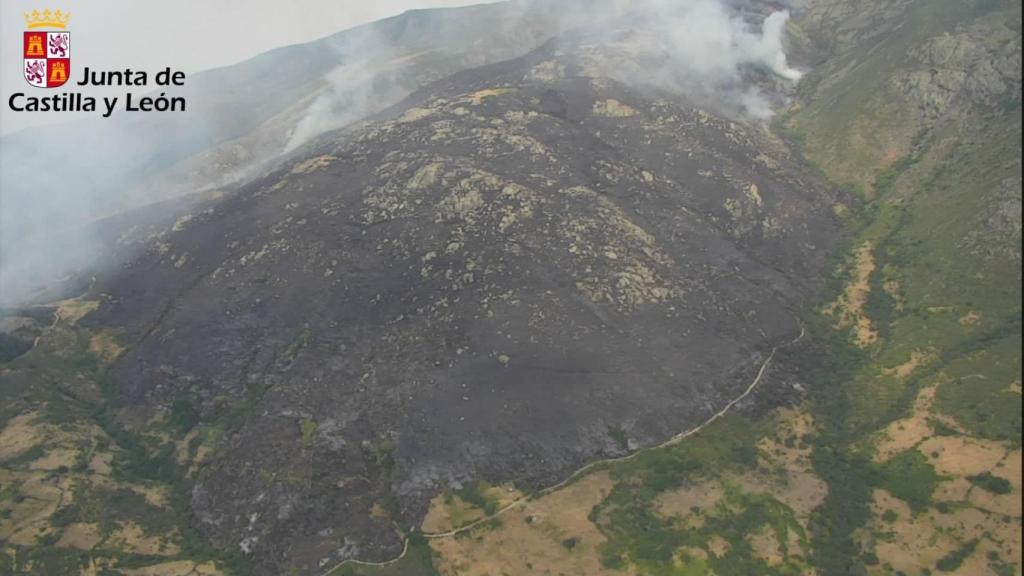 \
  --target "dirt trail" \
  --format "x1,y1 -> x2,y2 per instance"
320,319 -> 805,574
